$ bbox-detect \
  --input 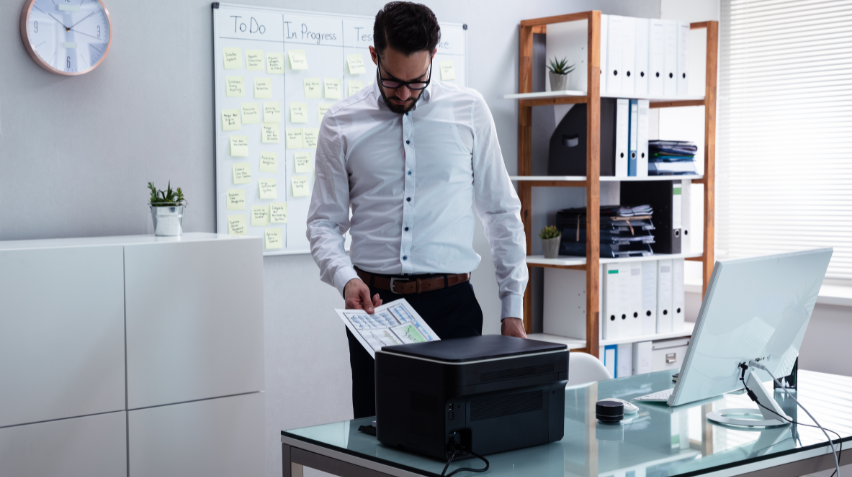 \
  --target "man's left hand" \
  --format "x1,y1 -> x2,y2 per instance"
501,317 -> 527,339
